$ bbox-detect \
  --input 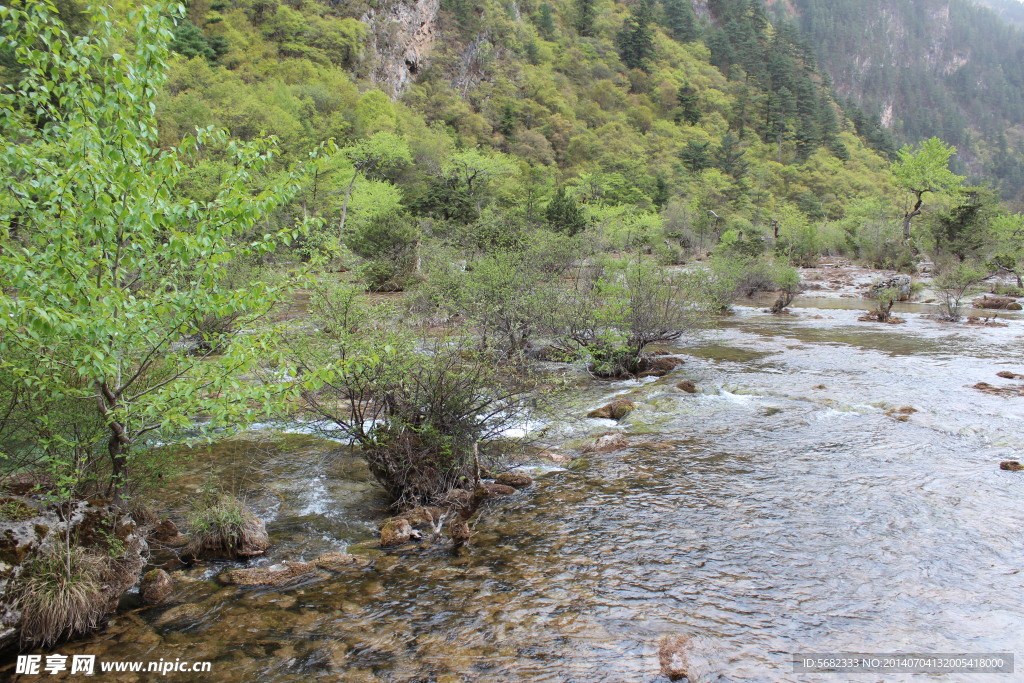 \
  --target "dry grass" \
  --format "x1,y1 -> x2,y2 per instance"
13,544 -> 107,648
186,493 -> 264,559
